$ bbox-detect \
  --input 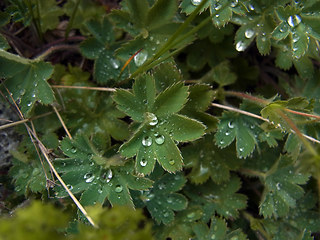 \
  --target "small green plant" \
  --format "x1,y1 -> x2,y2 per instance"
1,0 -> 320,239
